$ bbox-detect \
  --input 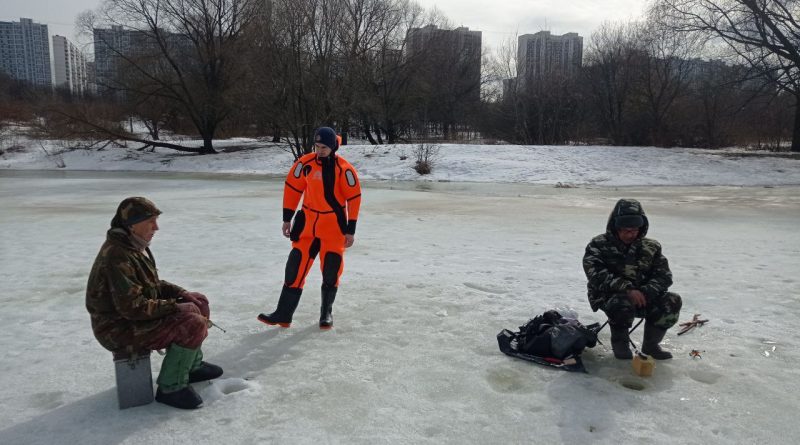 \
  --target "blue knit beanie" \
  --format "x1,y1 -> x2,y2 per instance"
314,127 -> 339,152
